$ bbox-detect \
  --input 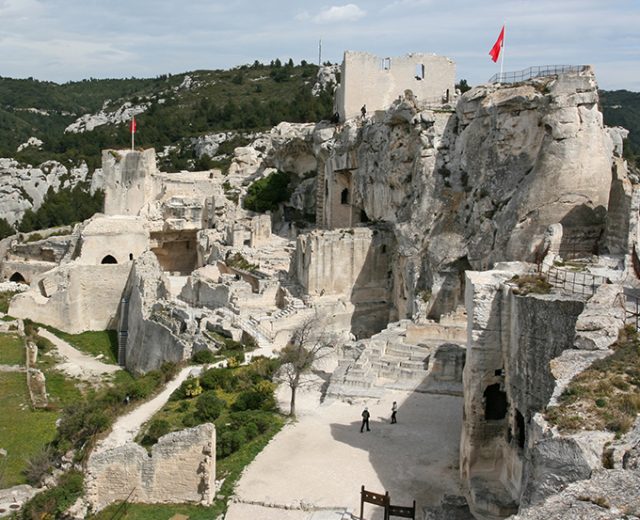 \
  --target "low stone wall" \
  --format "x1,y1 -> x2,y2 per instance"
86,424 -> 215,512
